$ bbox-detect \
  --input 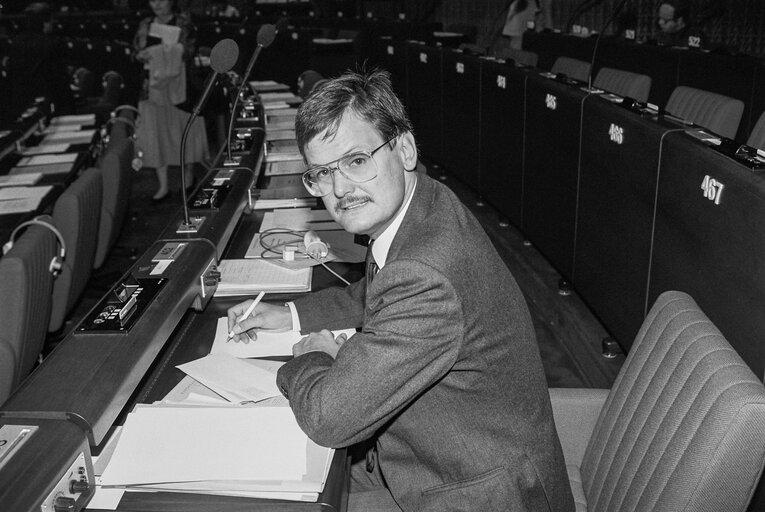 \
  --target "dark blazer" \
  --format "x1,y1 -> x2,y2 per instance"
277,173 -> 573,512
